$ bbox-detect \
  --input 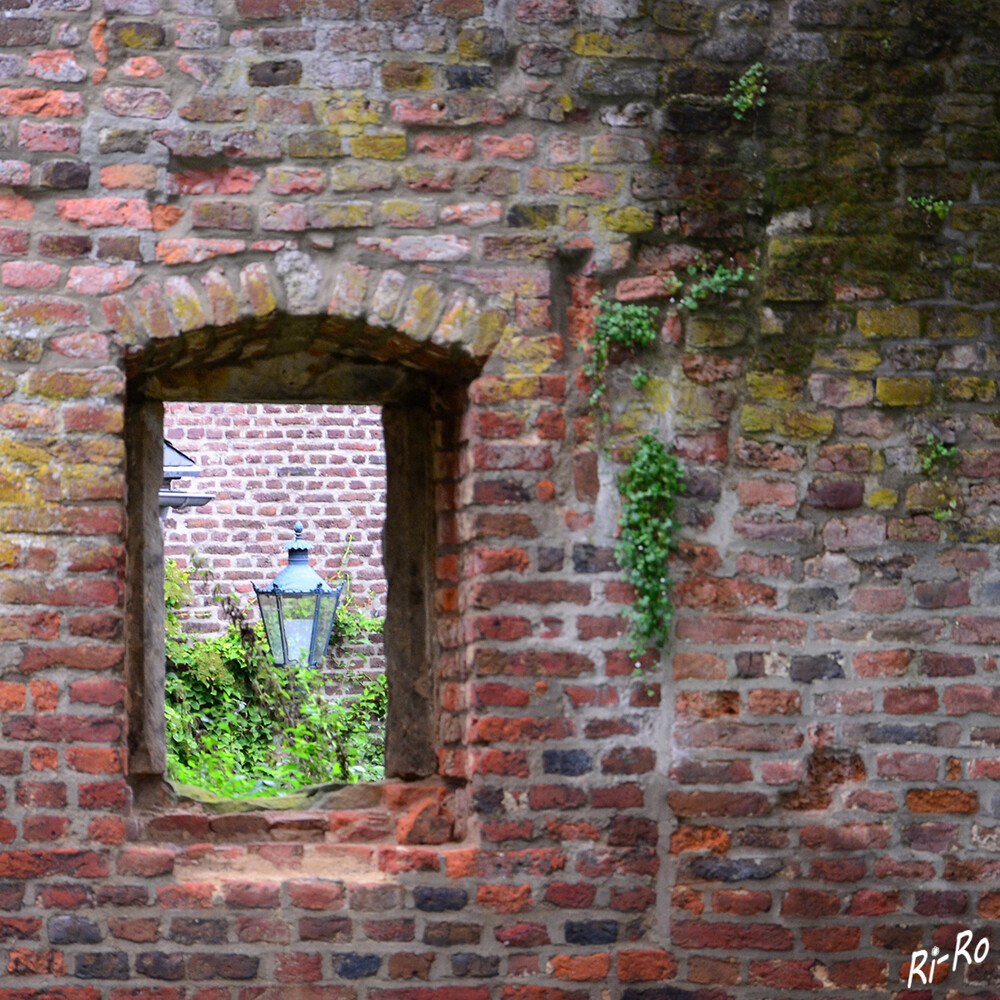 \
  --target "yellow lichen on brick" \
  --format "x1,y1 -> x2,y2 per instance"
642,376 -> 672,415
500,336 -> 560,375
0,462 -> 36,505
603,206 -> 654,234
945,377 -> 997,402
672,380 -> 730,431
875,377 -> 933,406
381,199 -> 430,226
686,317 -> 747,349
570,32 -> 662,58
398,283 -> 442,339
0,538 -> 17,568
431,293 -> 475,345
867,488 -> 898,510
741,405 -> 833,438
62,464 -> 124,502
116,27 -> 152,46
0,403 -> 54,430
747,372 -> 804,402
324,98 -> 383,126
169,290 -> 207,332
54,438 -> 123,467
241,268 -> 277,318
351,134 -> 407,160
572,32 -> 614,55
858,307 -> 920,339
814,348 -> 882,372
740,404 -> 777,434
927,310 -> 982,339
905,480 -> 946,513
471,310 -> 509,358
782,409 -> 835,438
